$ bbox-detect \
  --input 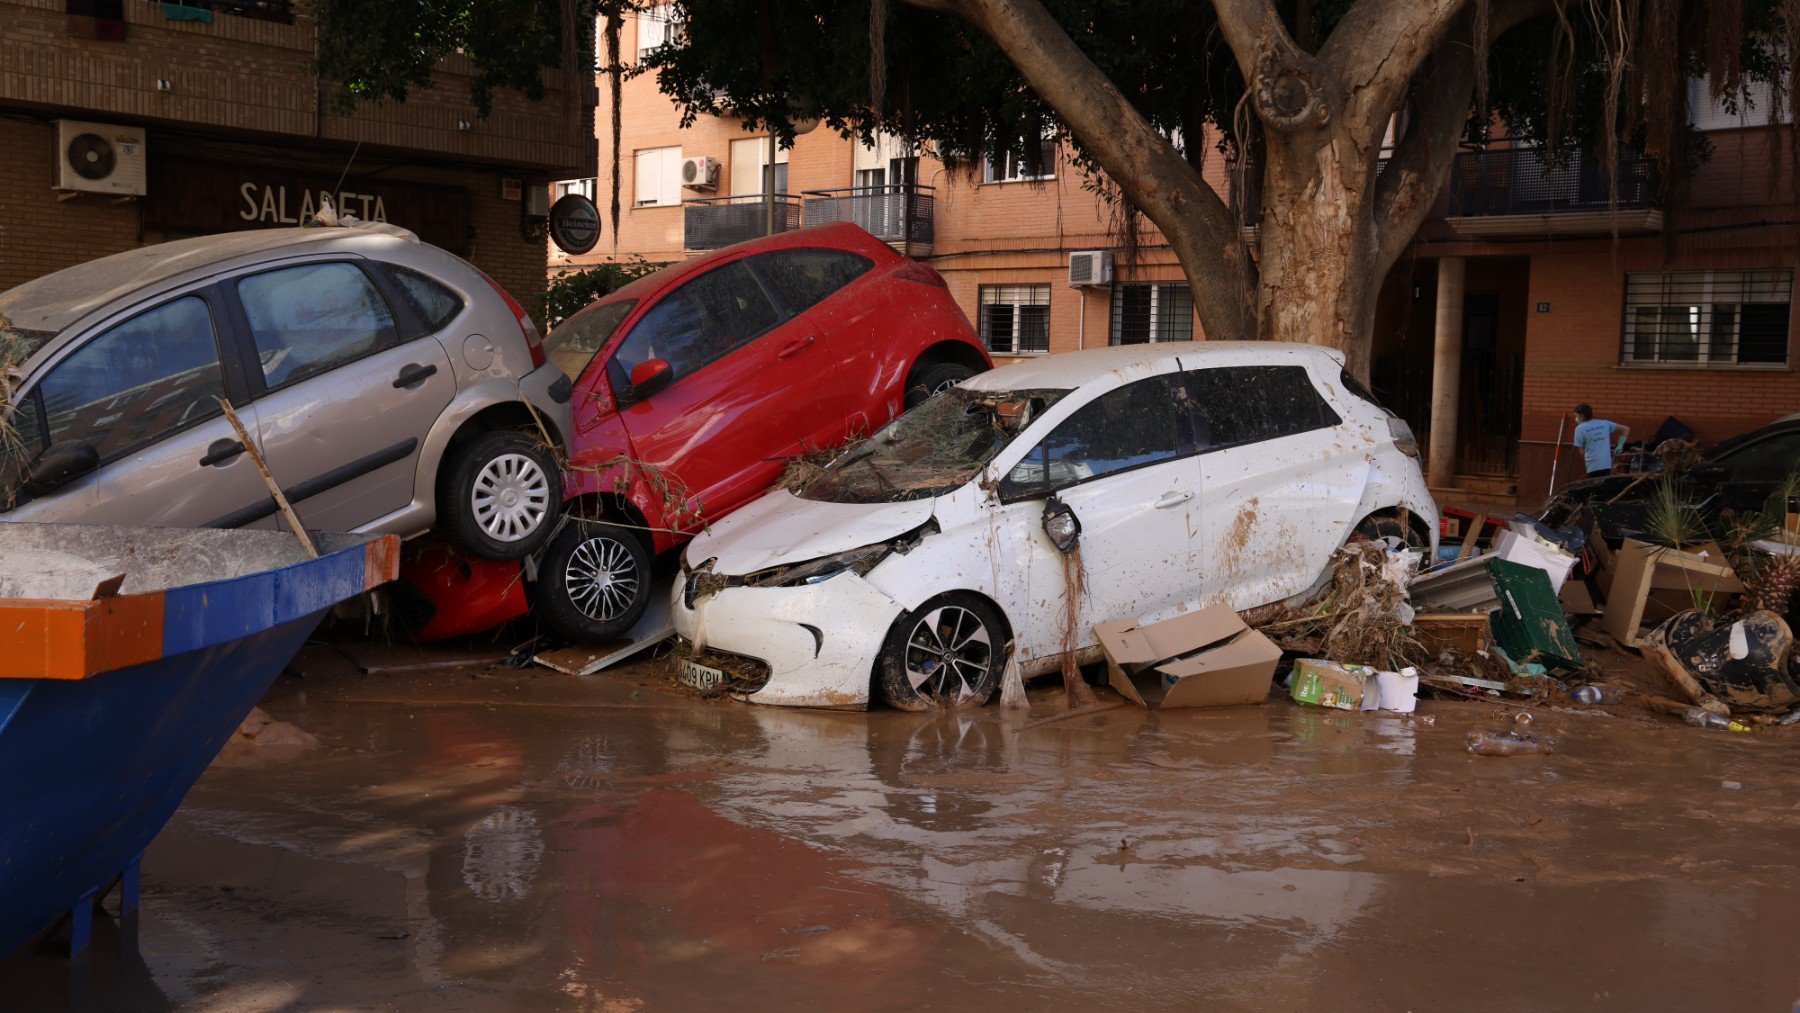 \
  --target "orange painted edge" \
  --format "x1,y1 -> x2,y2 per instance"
364,534 -> 402,588
0,593 -> 165,680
